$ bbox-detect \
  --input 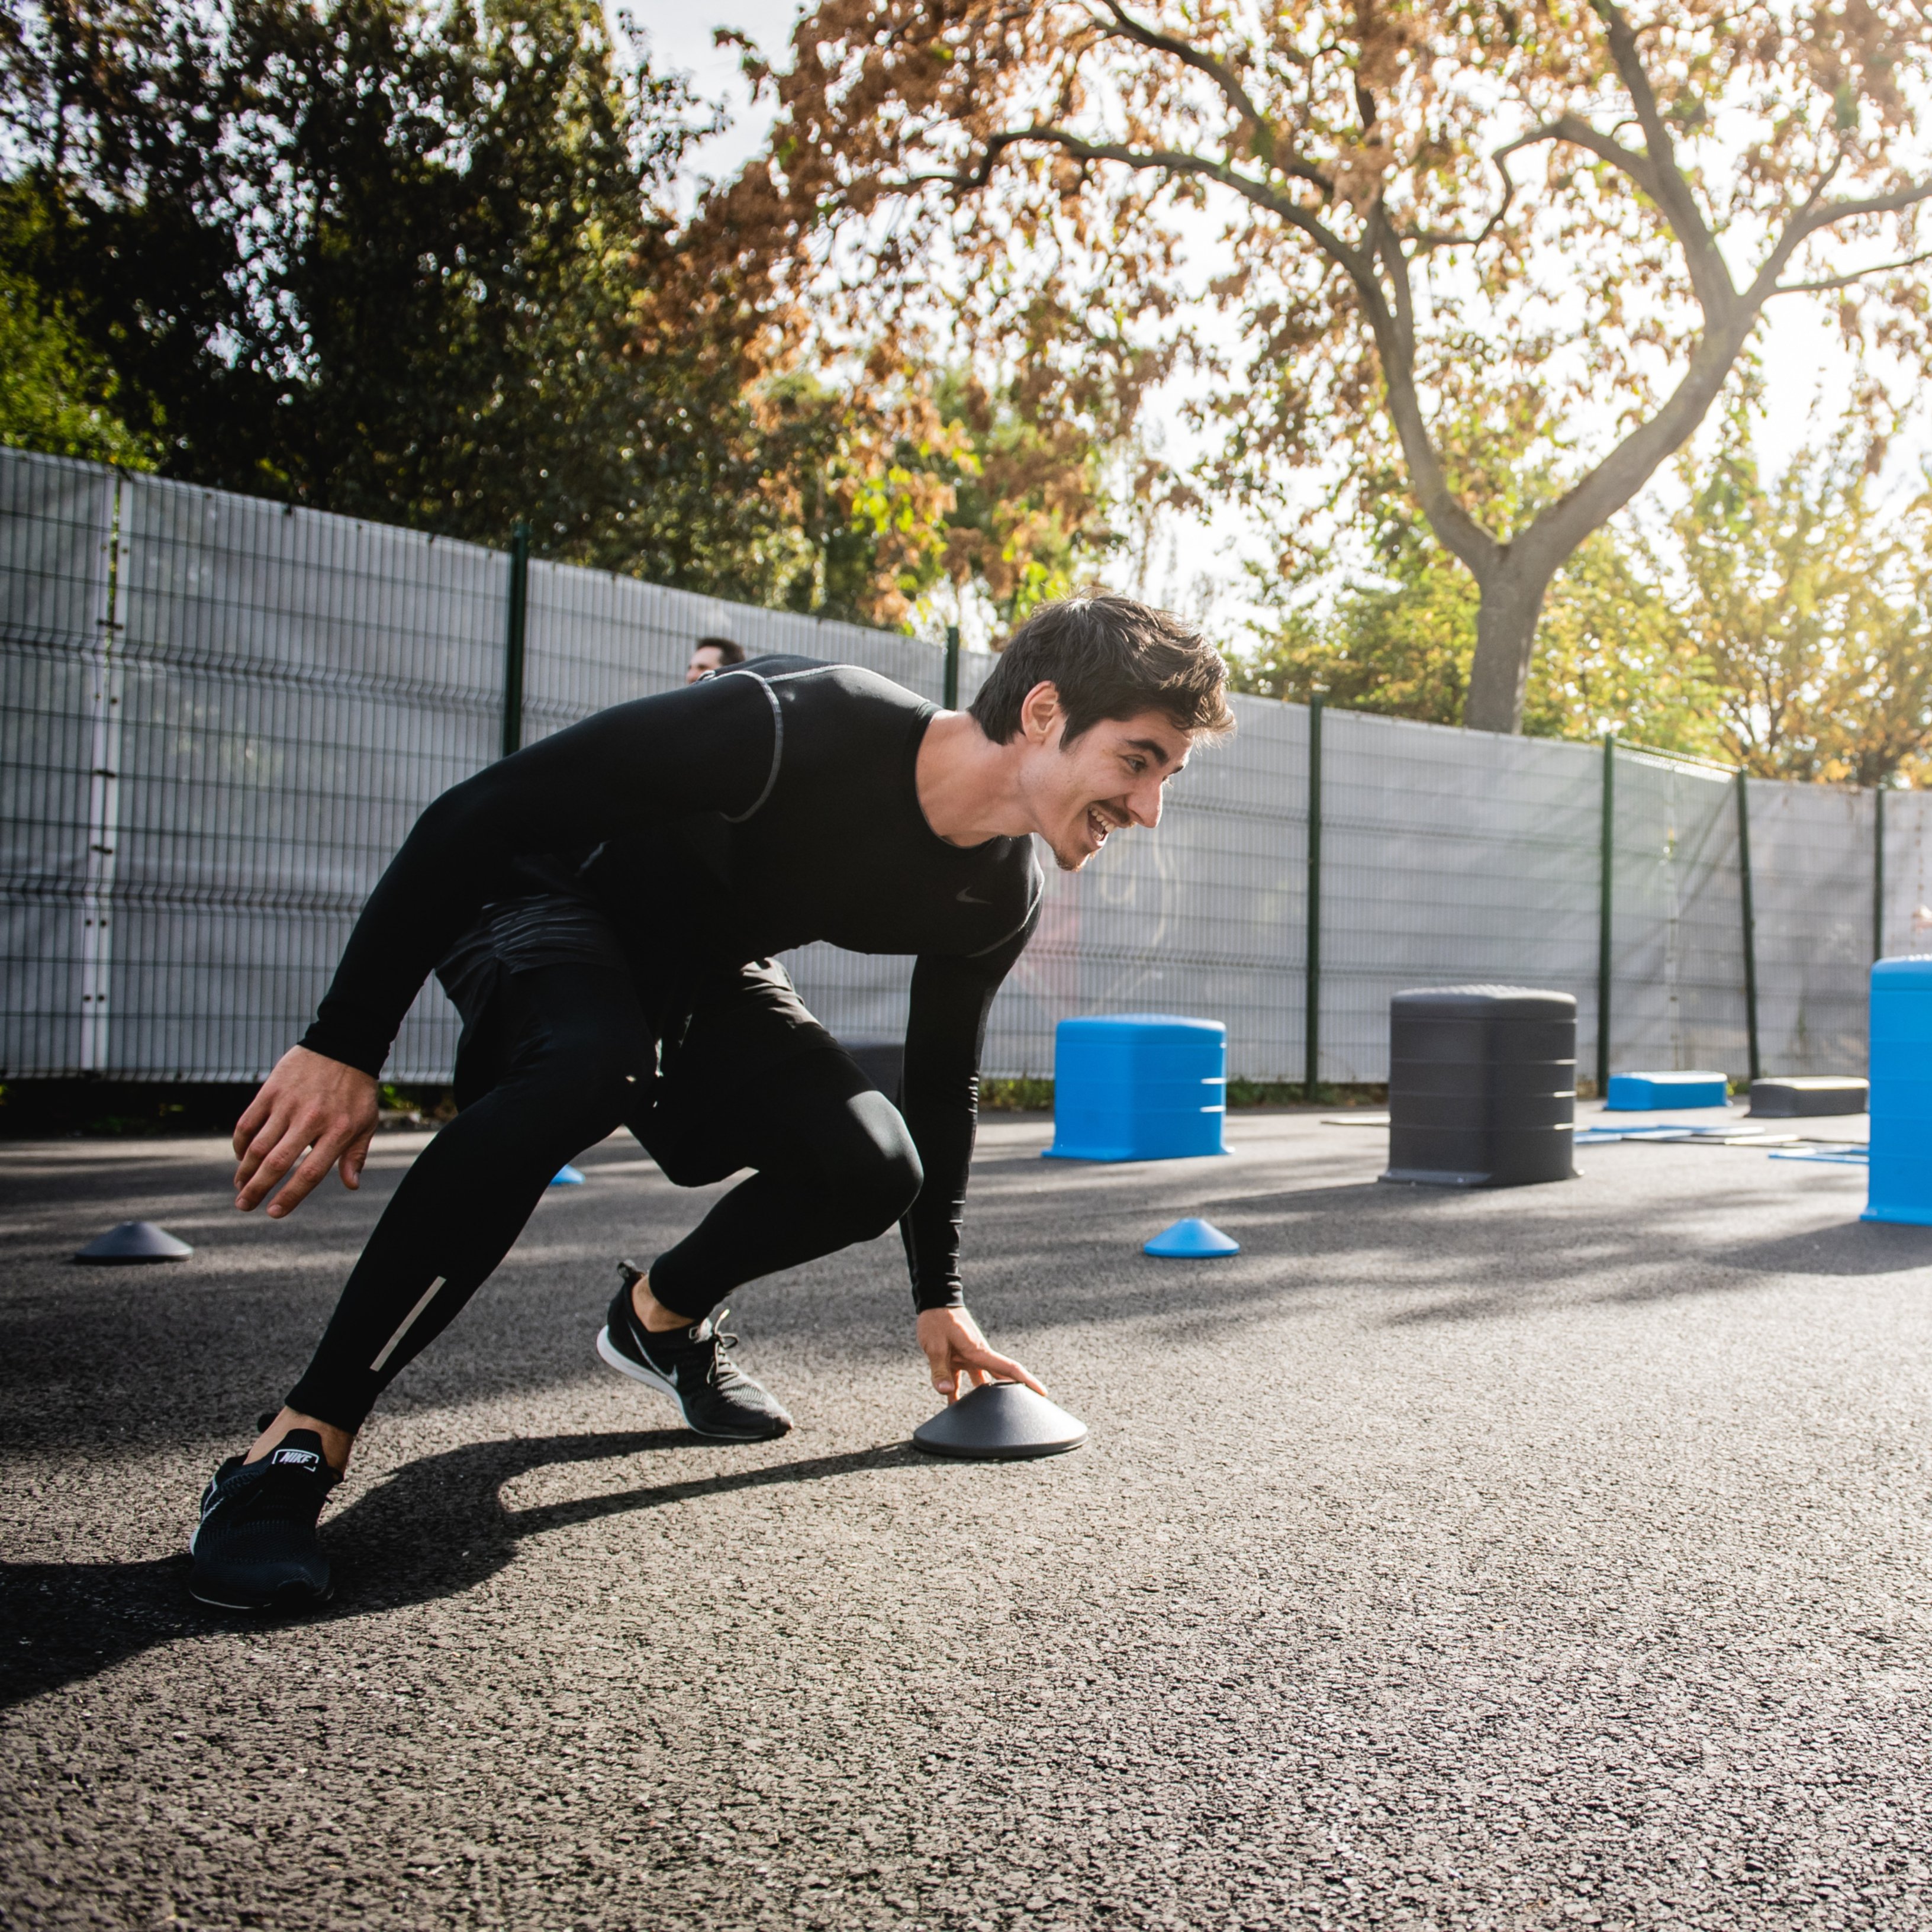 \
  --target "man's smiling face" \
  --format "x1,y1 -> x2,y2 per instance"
1019,697 -> 1196,872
